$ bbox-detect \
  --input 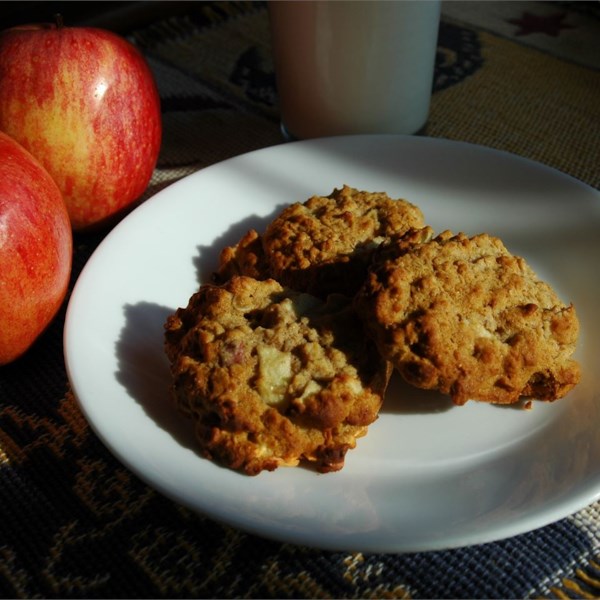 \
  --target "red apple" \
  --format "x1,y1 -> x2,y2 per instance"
0,21 -> 161,231
0,131 -> 72,365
